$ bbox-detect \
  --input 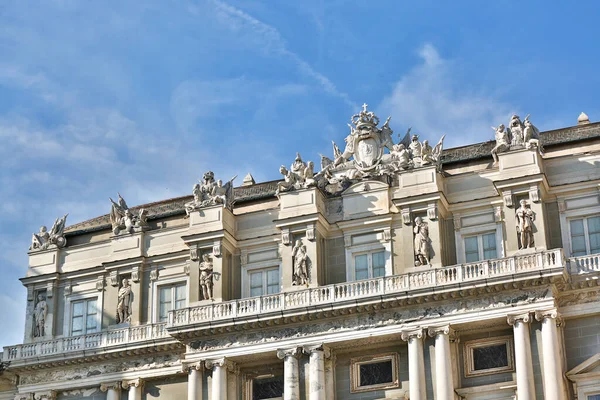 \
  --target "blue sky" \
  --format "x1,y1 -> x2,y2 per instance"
1,1 -> 599,348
